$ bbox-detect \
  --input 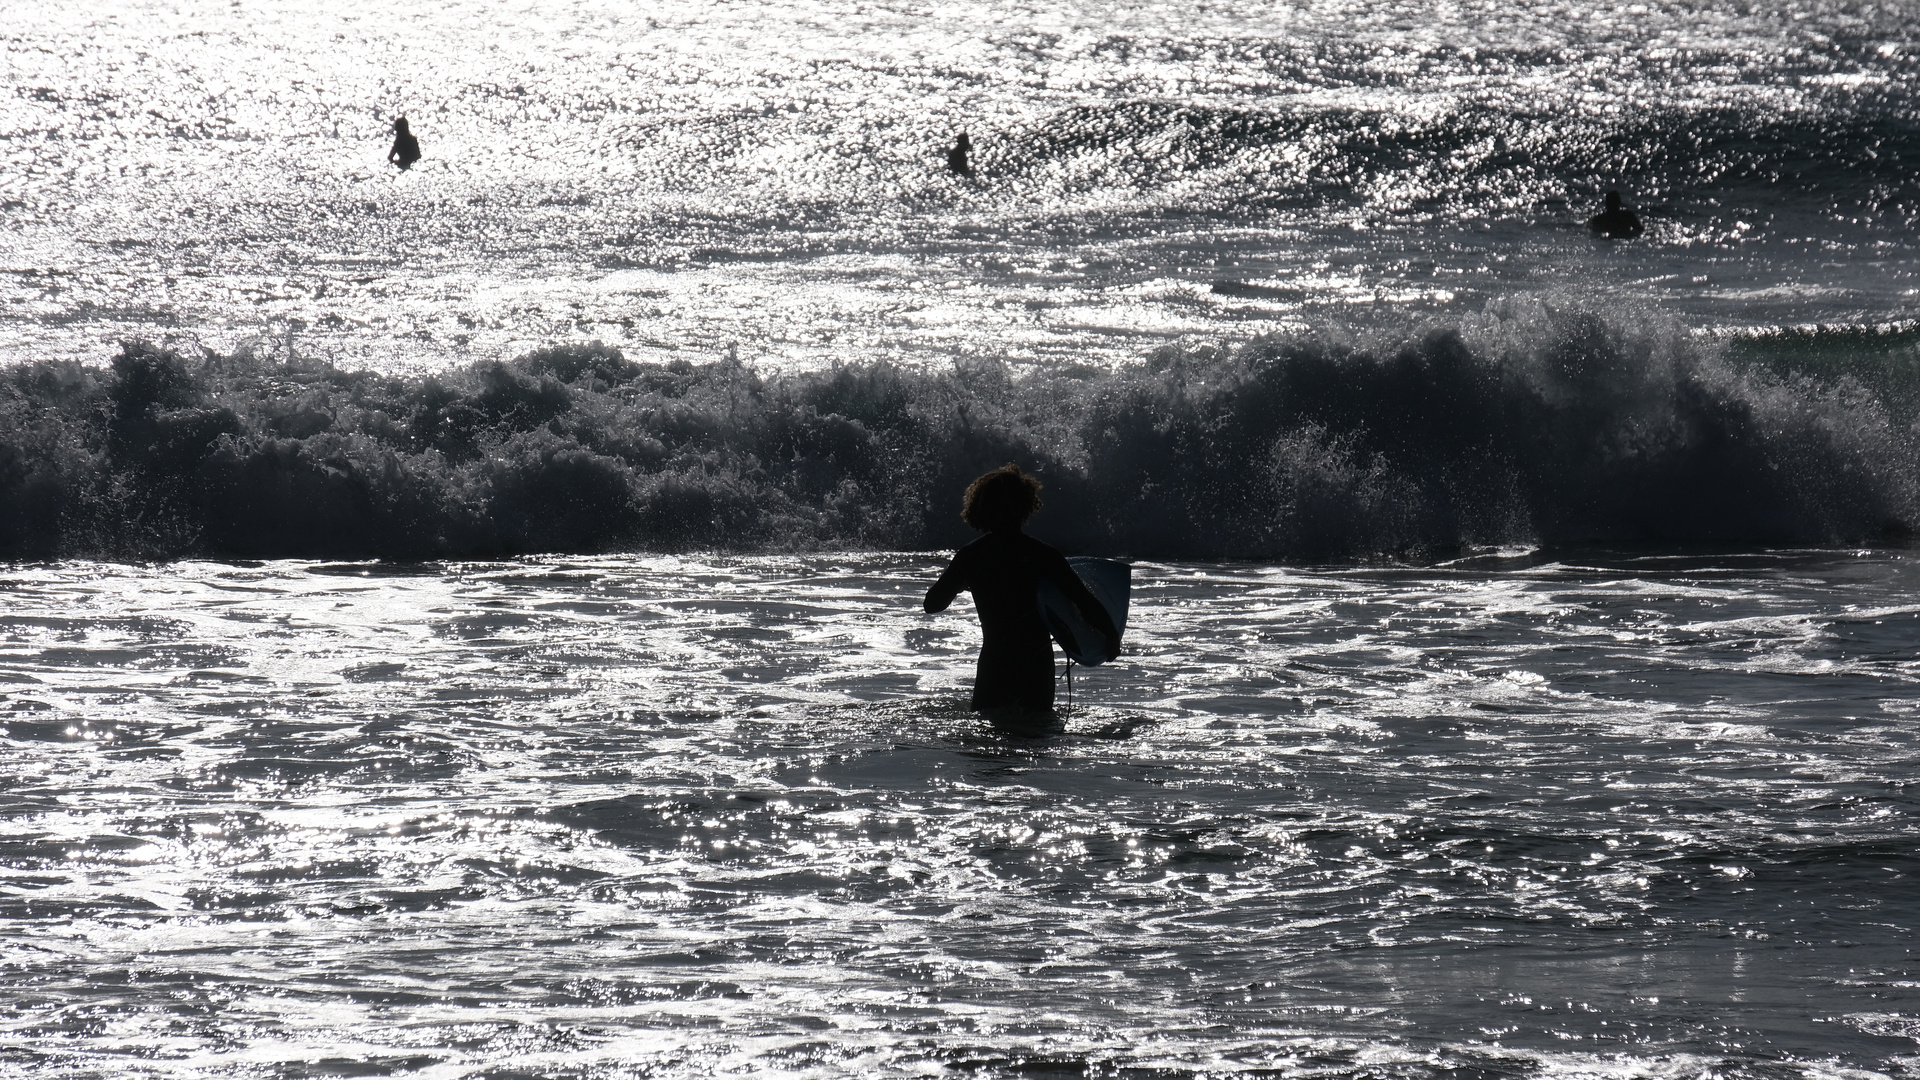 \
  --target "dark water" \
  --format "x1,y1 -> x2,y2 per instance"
3,552 -> 1919,1076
